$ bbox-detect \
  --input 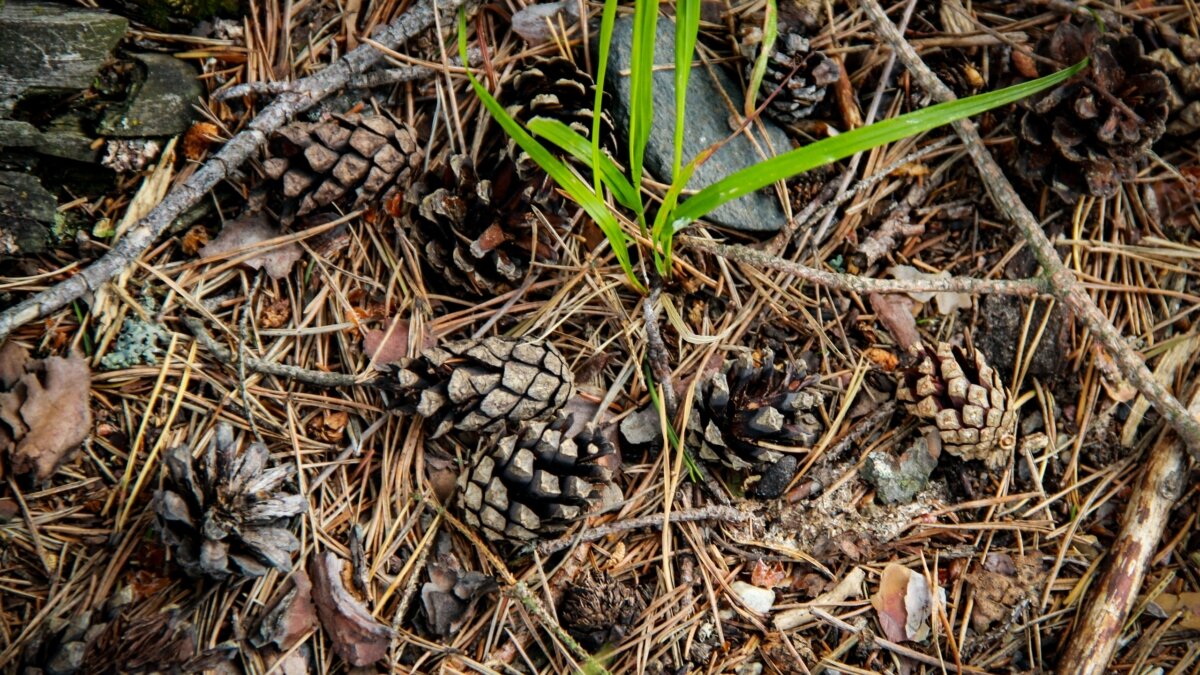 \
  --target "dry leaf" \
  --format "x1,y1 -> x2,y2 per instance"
751,560 -> 789,589
1151,593 -> 1200,630
180,225 -> 210,255
775,567 -> 866,631
421,534 -> 496,638
199,214 -> 303,280
183,121 -> 221,161
252,570 -> 318,651
871,563 -> 933,643
869,293 -> 922,355
363,318 -> 435,367
887,265 -> 972,316
306,410 -> 349,443
511,1 -> 578,44
0,342 -> 91,480
311,552 -> 395,666
863,347 -> 899,371
259,297 -> 292,329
